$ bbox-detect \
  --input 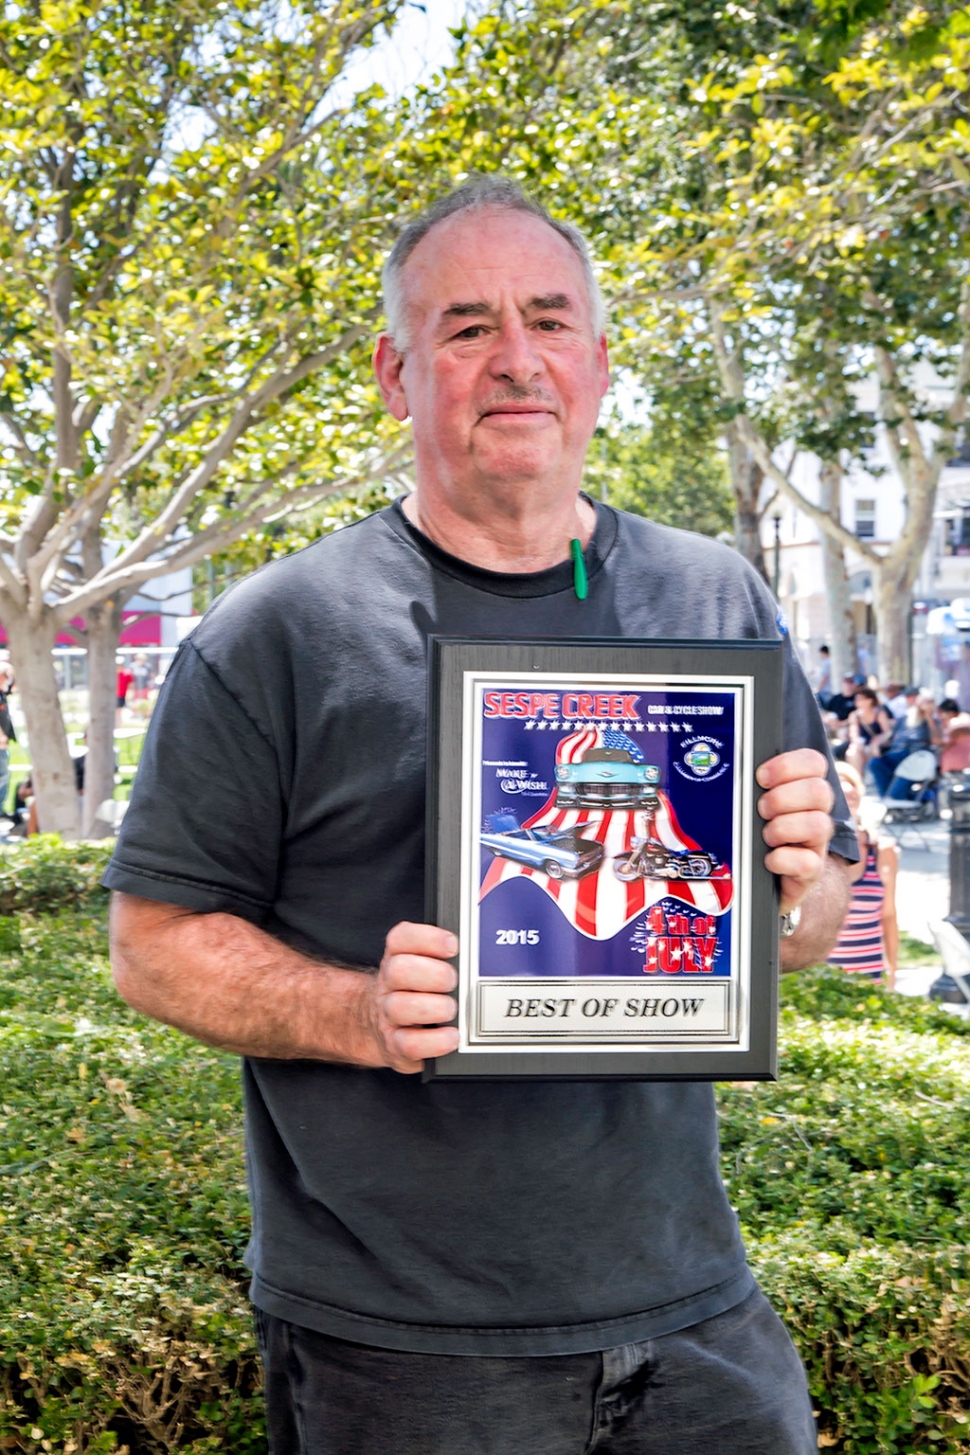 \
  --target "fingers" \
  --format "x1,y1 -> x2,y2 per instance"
761,810 -> 834,850
386,1024 -> 461,1073
376,921 -> 460,1074
756,751 -> 835,913
755,748 -> 830,793
757,764 -> 834,825
384,920 -> 458,961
